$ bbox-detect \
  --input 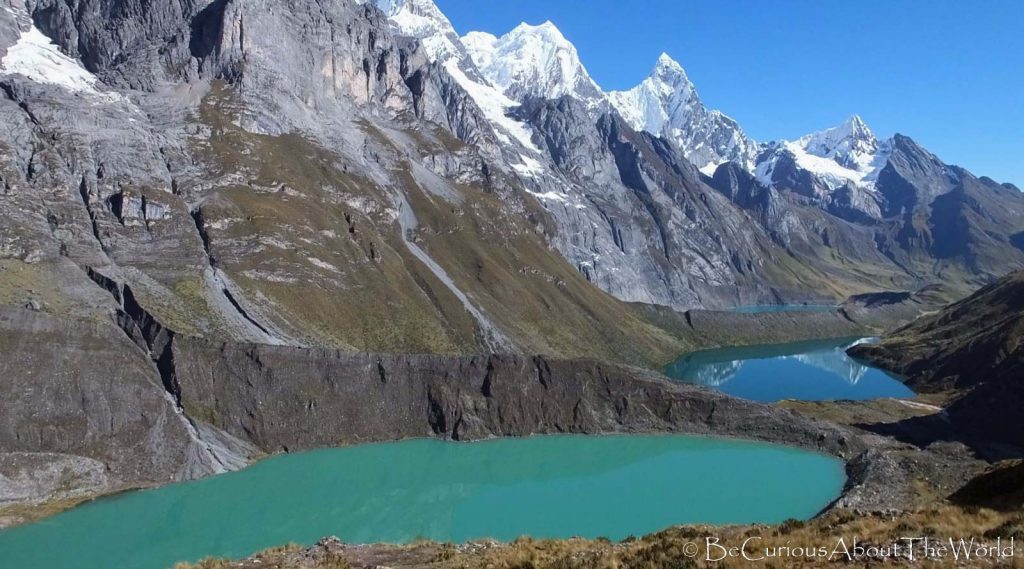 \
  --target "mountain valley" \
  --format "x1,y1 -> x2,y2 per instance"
0,0 -> 1022,566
